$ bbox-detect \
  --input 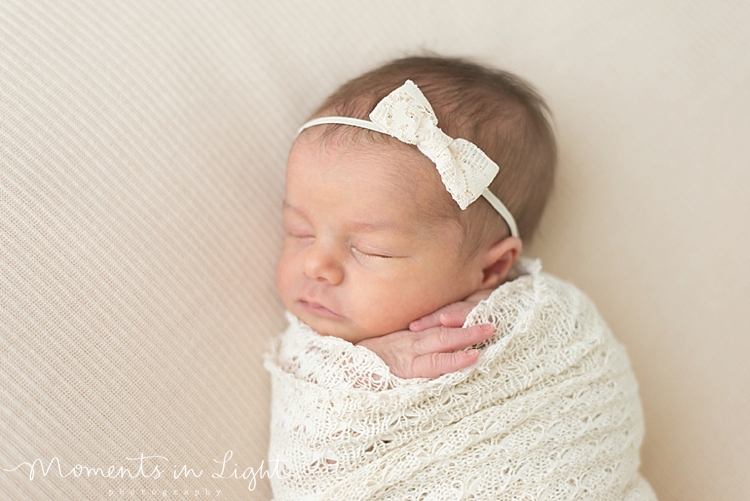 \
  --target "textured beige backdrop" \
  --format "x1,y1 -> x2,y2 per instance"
1,1 -> 748,500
